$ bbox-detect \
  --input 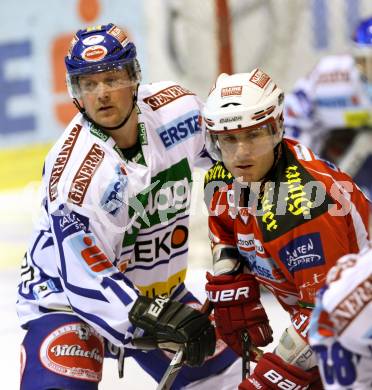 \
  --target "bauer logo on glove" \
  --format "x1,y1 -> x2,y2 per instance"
205,272 -> 273,354
206,286 -> 250,302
